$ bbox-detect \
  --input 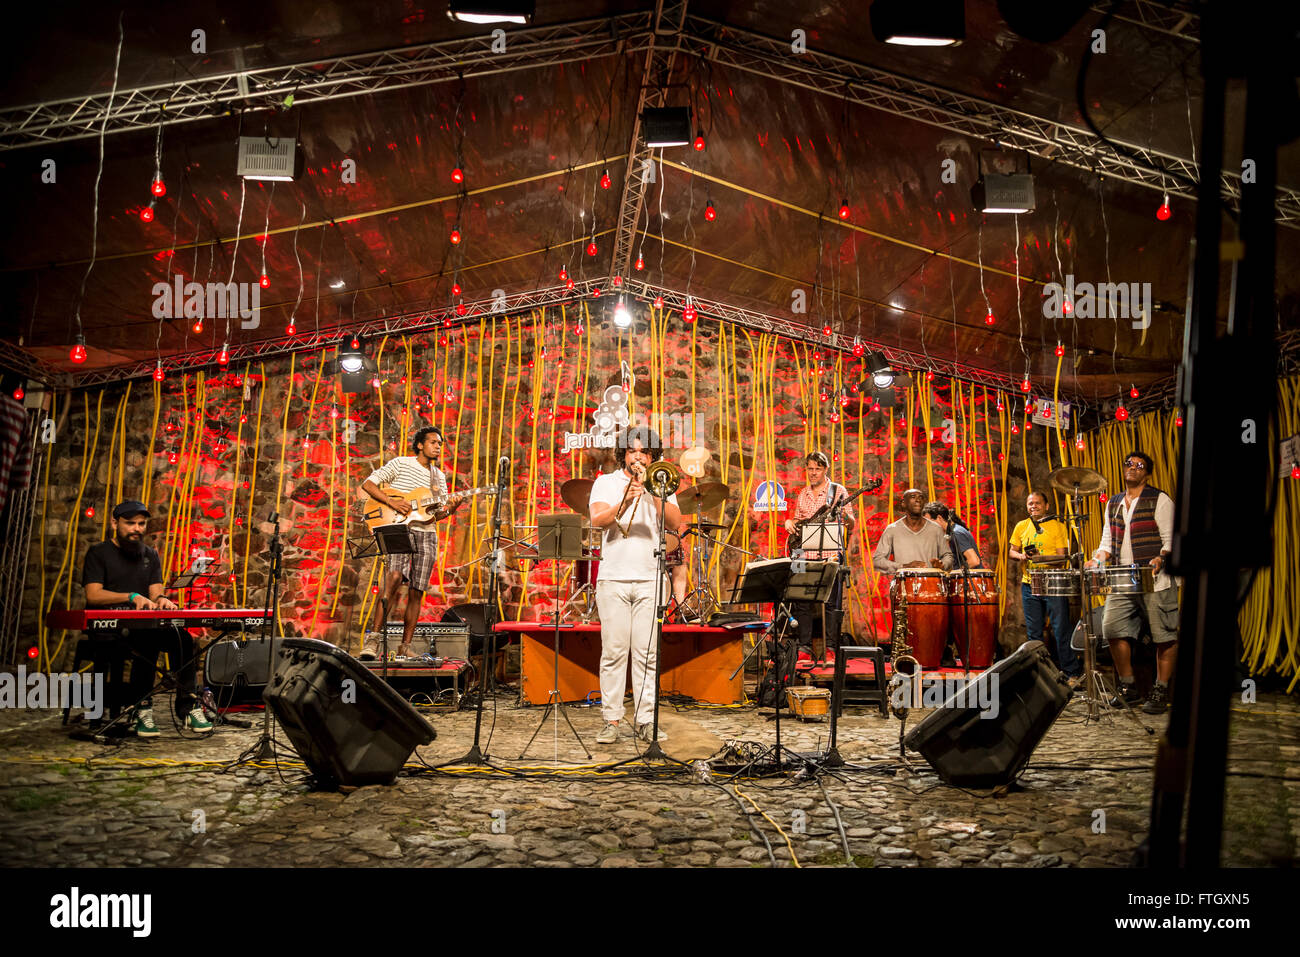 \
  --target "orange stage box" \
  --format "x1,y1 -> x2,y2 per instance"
495,622 -> 749,706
